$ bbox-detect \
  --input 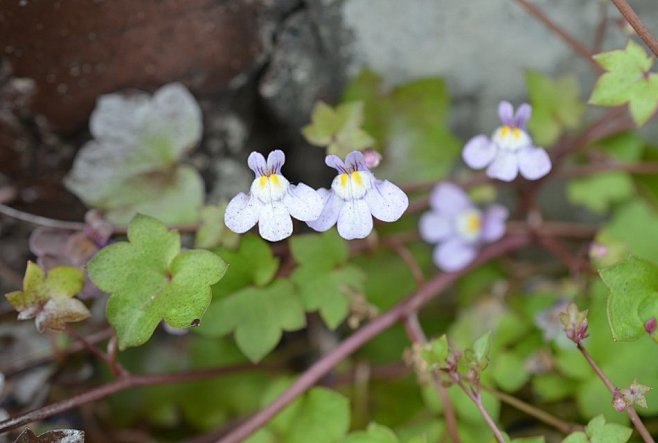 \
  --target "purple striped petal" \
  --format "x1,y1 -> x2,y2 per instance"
266,150 -> 286,174
514,103 -> 532,129
247,152 -> 266,176
463,135 -> 497,169
481,204 -> 508,243
283,183 -> 323,222
325,155 -> 345,172
429,183 -> 473,215
434,238 -> 477,272
345,151 -> 367,171
498,101 -> 514,126
307,188 -> 343,232
365,179 -> 408,222
486,151 -> 519,182
258,201 -> 293,242
518,146 -> 551,180
419,212 -> 452,243
225,192 -> 260,233
337,199 -> 373,240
